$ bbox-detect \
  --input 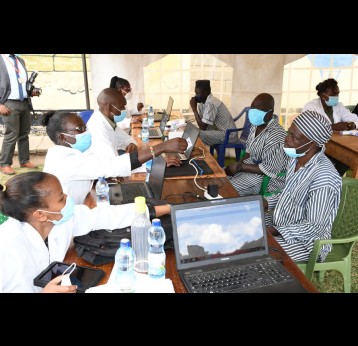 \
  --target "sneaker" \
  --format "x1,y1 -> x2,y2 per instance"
20,162 -> 38,169
1,166 -> 16,175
